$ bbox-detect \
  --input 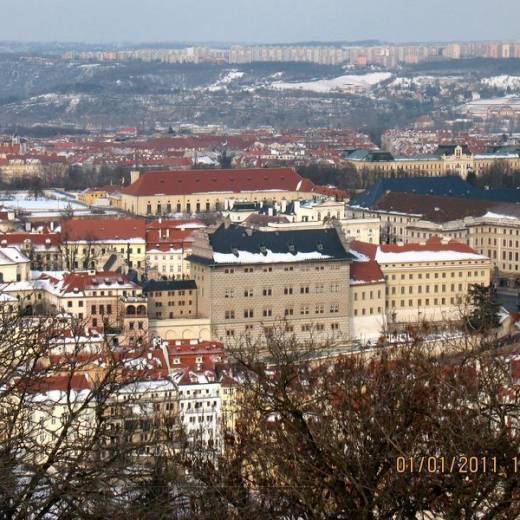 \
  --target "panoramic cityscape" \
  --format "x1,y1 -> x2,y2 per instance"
2,0 -> 520,518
